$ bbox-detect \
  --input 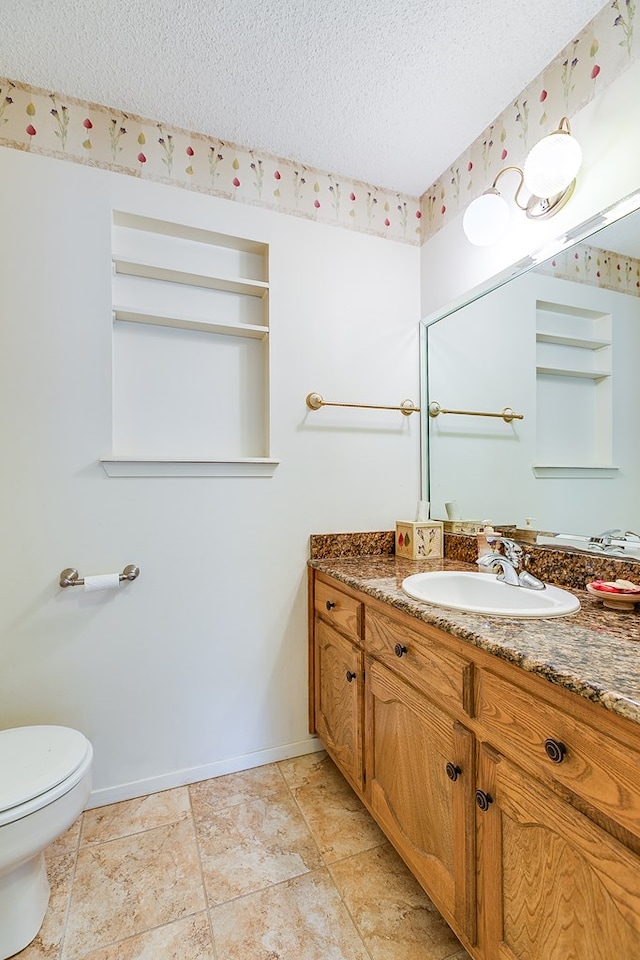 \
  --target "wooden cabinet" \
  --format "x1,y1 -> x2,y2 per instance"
476,668 -> 640,839
477,745 -> 640,959
314,620 -> 364,793
309,570 -> 640,960
311,573 -> 365,794
366,658 -> 476,944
